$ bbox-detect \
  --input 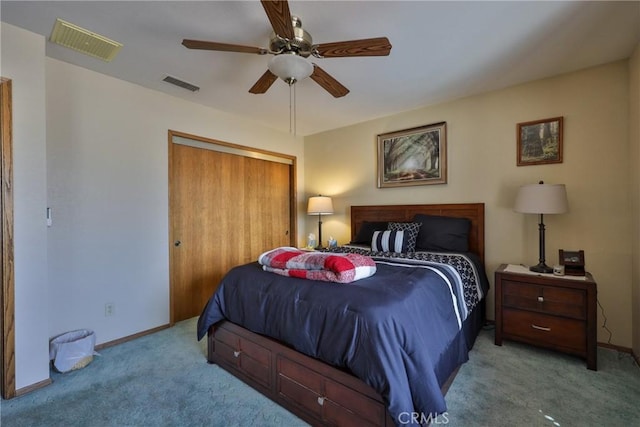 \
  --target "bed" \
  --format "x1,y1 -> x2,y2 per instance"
197,203 -> 488,426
